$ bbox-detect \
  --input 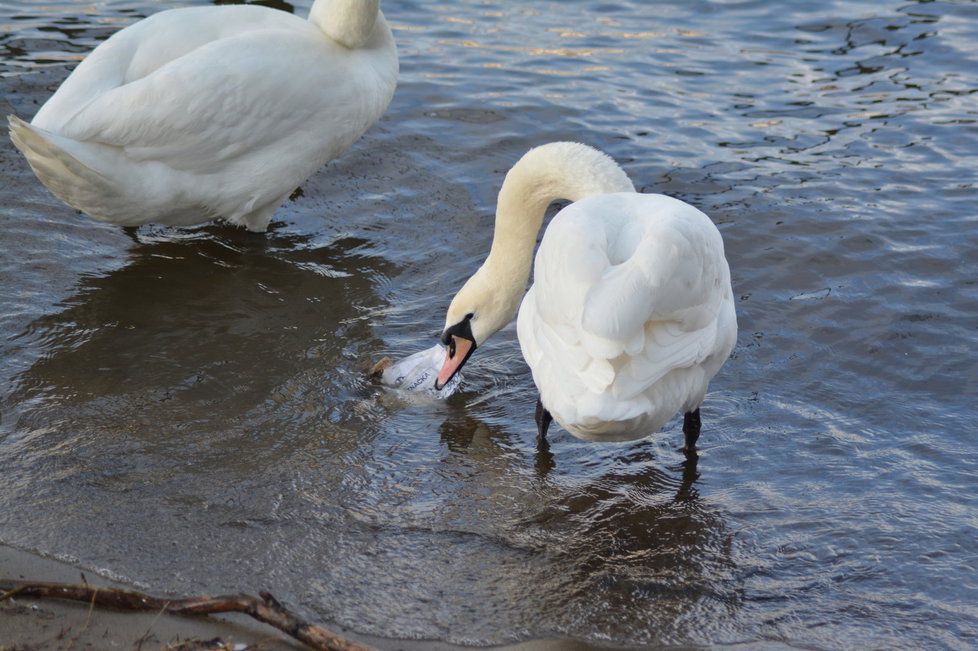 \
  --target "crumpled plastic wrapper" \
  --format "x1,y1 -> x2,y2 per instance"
370,344 -> 461,399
